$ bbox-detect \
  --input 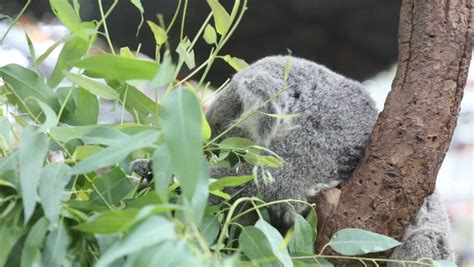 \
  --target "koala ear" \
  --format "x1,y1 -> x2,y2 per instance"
206,81 -> 243,136
234,71 -> 284,146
